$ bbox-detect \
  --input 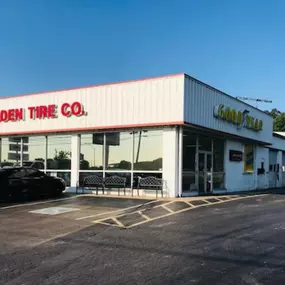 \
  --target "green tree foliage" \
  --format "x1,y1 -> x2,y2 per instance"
274,113 -> 285,132
265,109 -> 285,131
